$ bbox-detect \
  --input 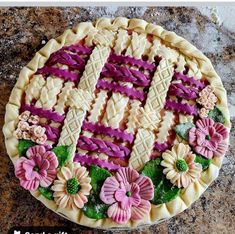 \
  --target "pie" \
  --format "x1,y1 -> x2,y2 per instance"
3,17 -> 231,229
